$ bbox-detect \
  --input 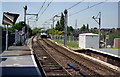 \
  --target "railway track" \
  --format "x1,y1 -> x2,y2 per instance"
32,36 -> 71,77
33,36 -> 120,77
42,38 -> 120,76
